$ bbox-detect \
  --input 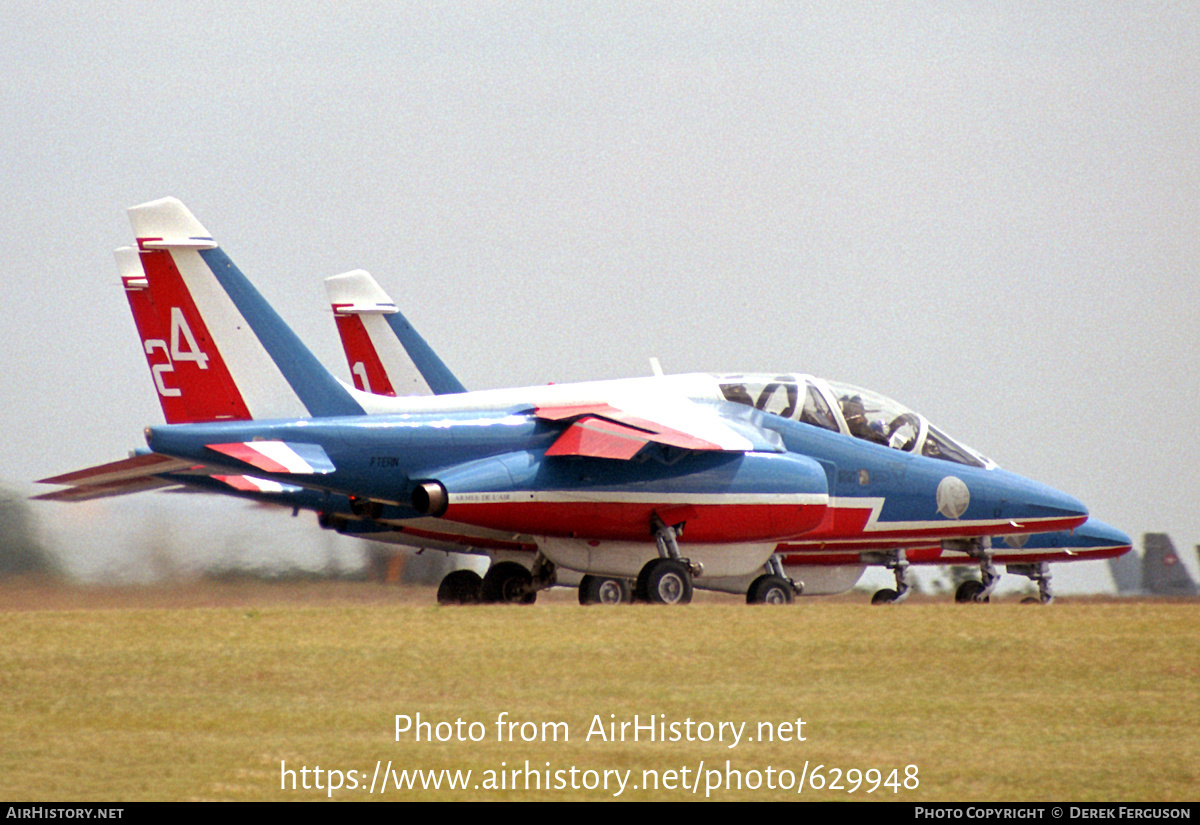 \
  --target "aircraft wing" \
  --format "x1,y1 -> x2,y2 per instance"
535,397 -> 784,460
